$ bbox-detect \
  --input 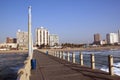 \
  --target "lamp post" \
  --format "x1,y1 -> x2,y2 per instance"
28,6 -> 33,59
